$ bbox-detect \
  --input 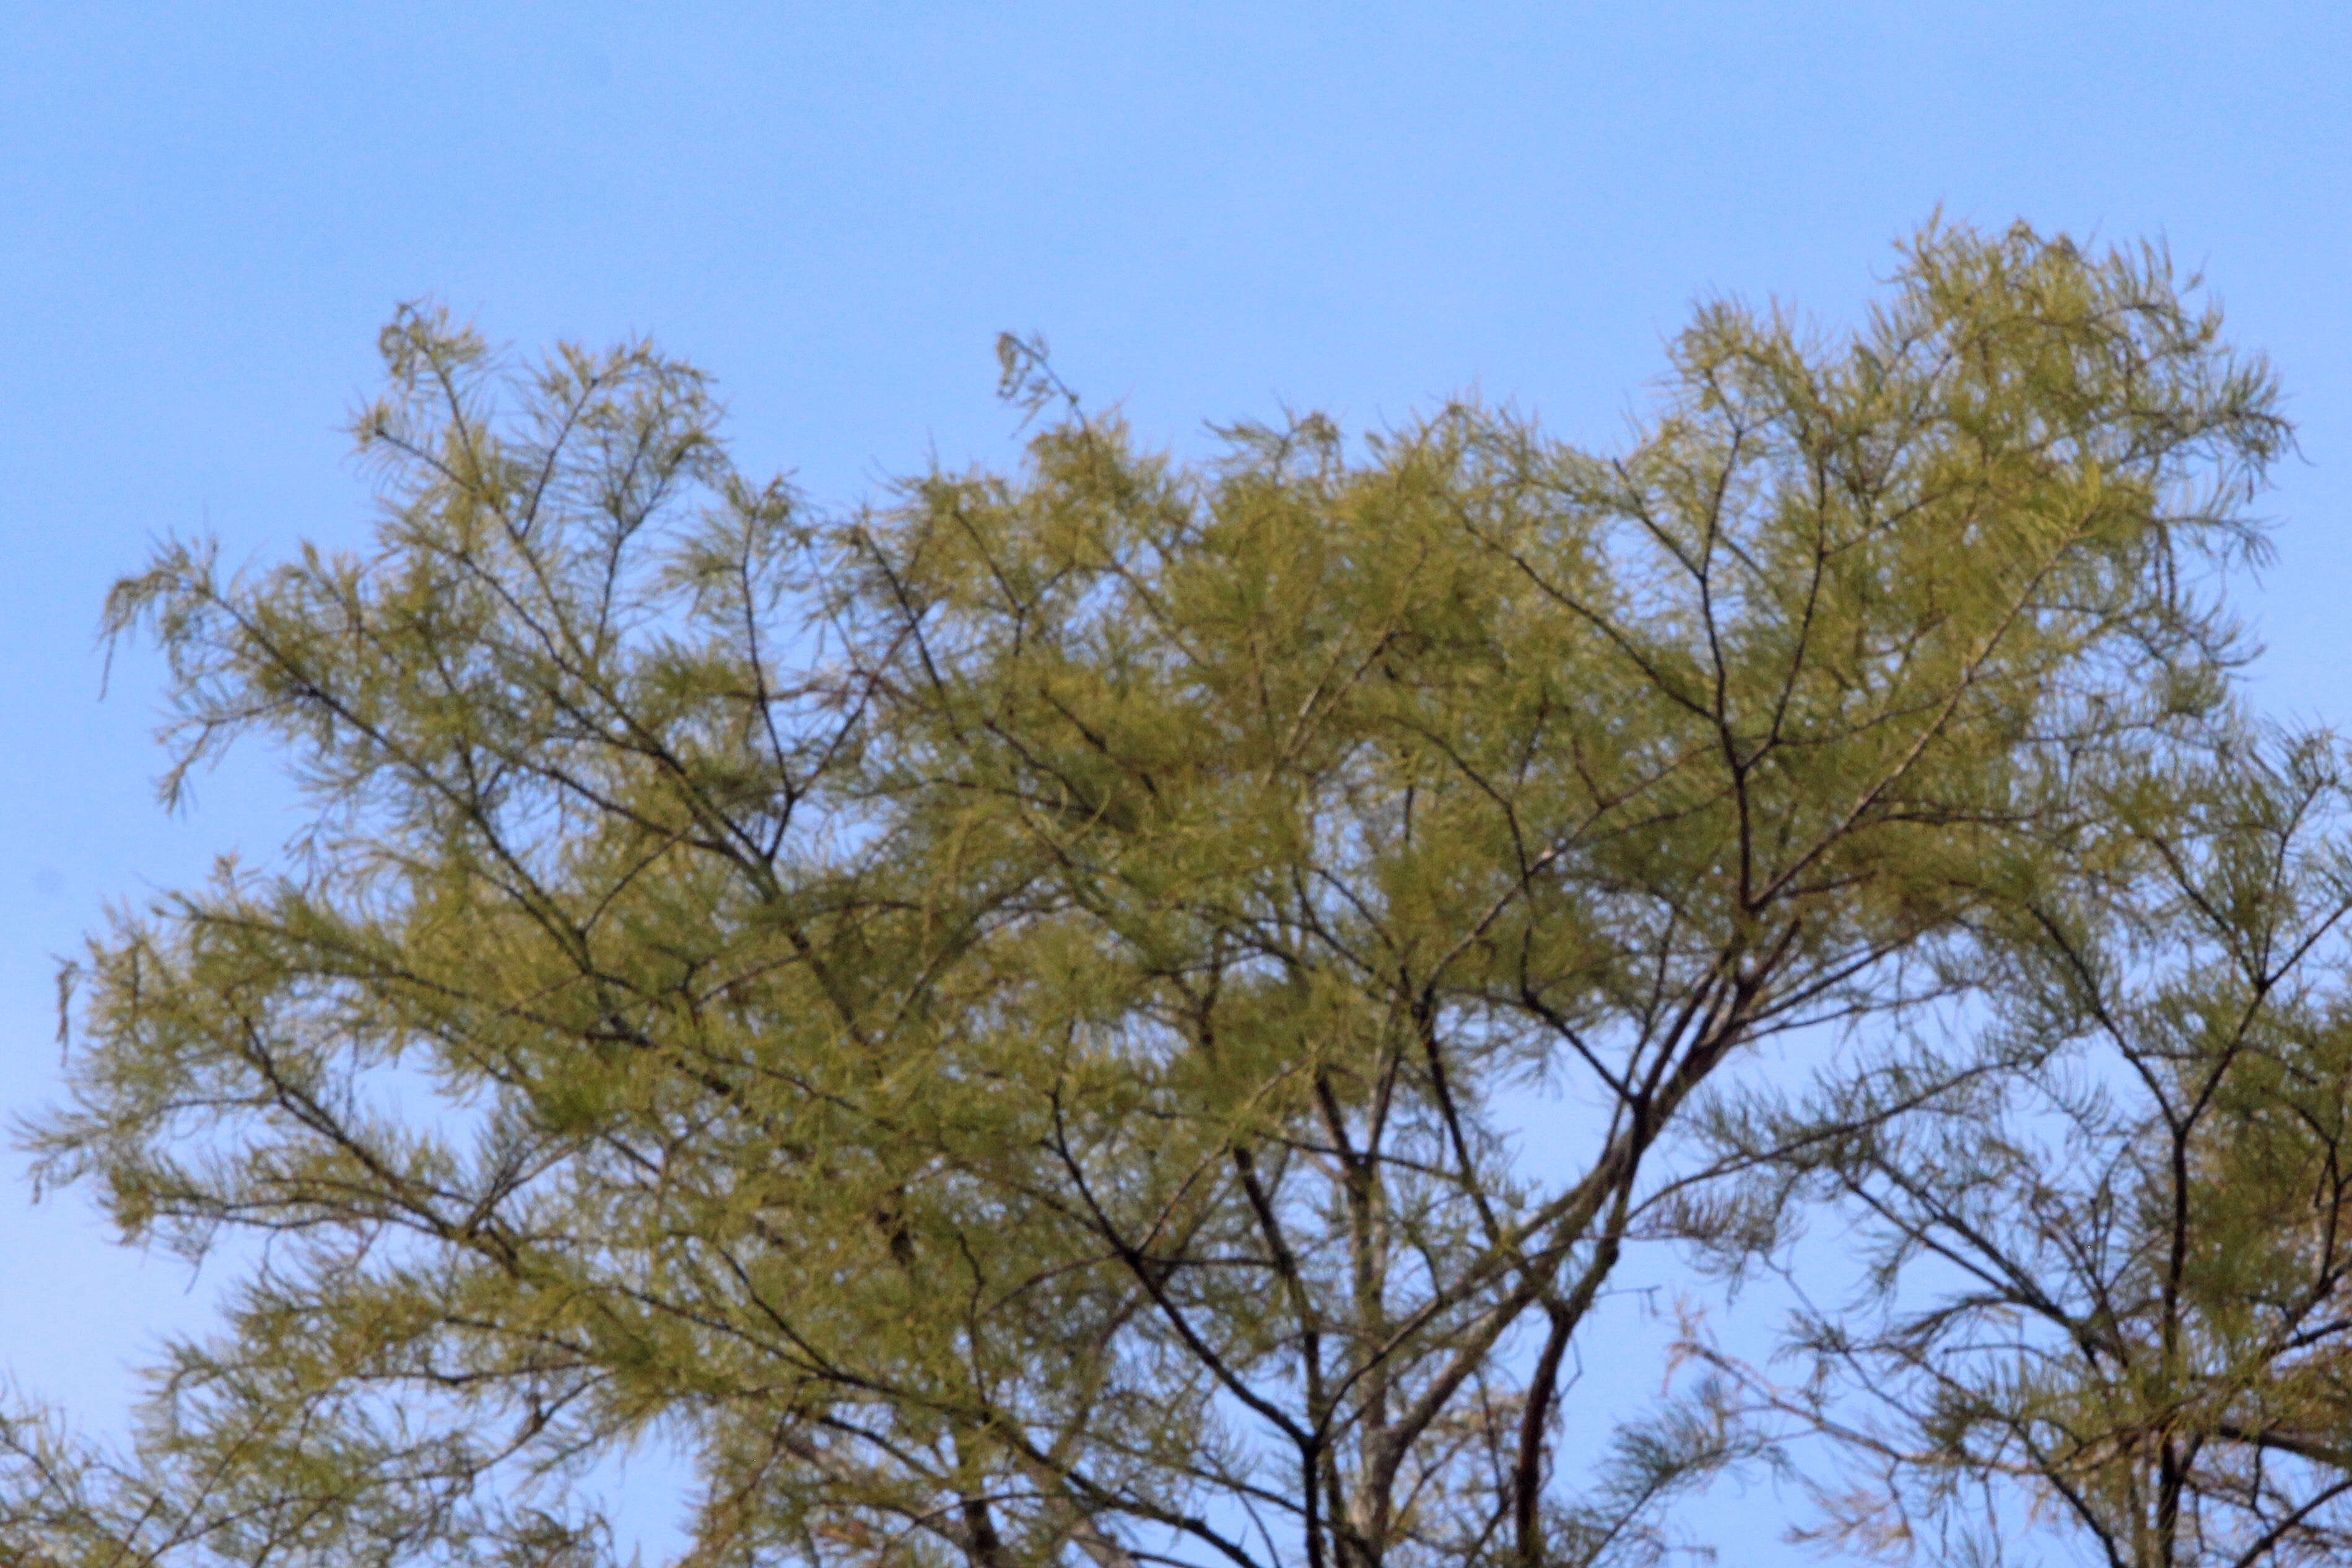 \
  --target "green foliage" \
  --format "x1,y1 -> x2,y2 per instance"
2,222 -> 2293,1568
1689,733 -> 2352,1567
